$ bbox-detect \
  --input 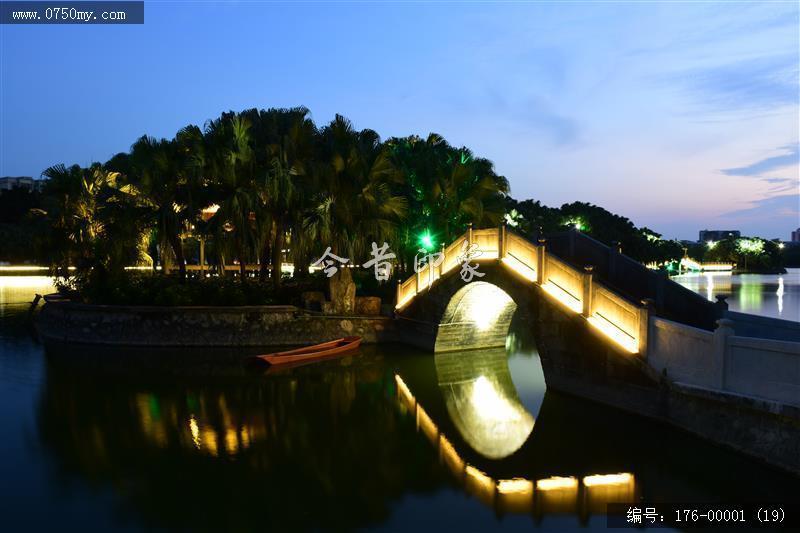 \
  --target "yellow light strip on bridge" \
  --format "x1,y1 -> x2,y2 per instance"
501,256 -> 537,282
540,281 -> 583,314
587,314 -> 638,354
395,292 -> 416,310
